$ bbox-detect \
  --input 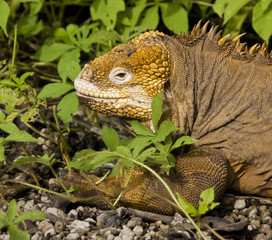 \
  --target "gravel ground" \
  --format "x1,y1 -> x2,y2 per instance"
0,182 -> 272,240
1,112 -> 272,240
